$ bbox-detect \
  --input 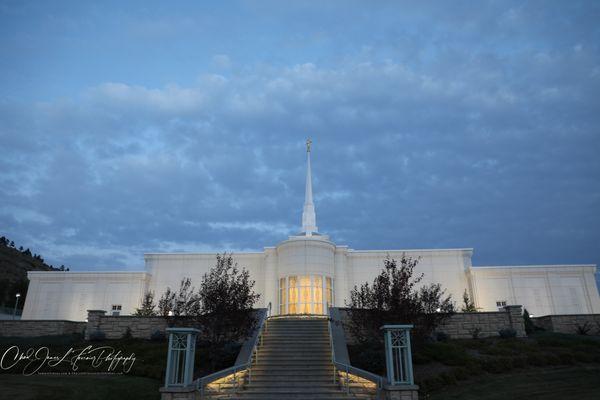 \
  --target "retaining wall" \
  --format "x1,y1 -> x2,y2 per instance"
337,305 -> 525,342
532,314 -> 600,335
0,320 -> 85,337
86,310 -> 168,340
